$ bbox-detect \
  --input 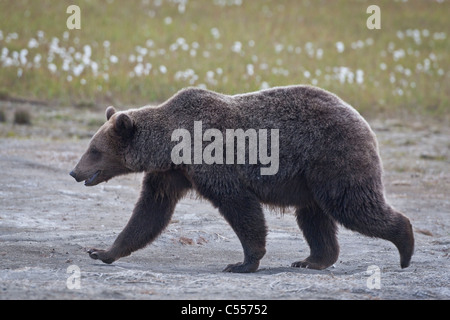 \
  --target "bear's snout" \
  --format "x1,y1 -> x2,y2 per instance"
70,170 -> 82,182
